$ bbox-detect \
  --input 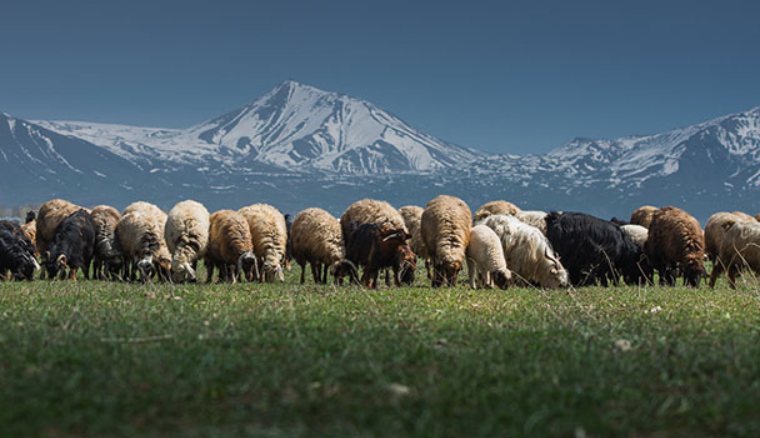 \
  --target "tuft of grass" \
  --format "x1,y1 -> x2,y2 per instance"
1,266 -> 759,437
